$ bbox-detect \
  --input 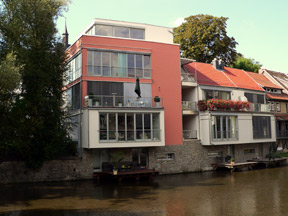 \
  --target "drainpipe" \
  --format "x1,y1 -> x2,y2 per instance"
195,62 -> 201,140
